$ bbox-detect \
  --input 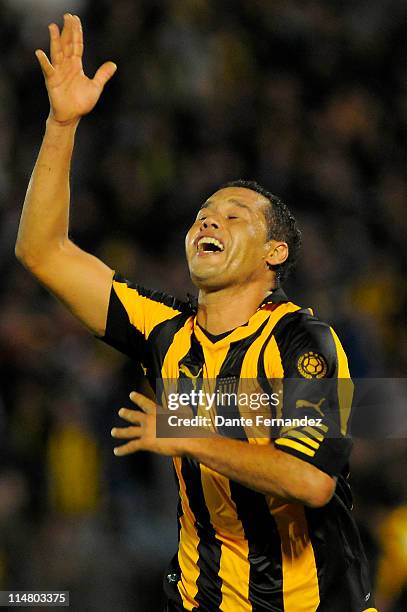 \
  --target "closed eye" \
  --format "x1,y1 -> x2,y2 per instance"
227,215 -> 239,219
